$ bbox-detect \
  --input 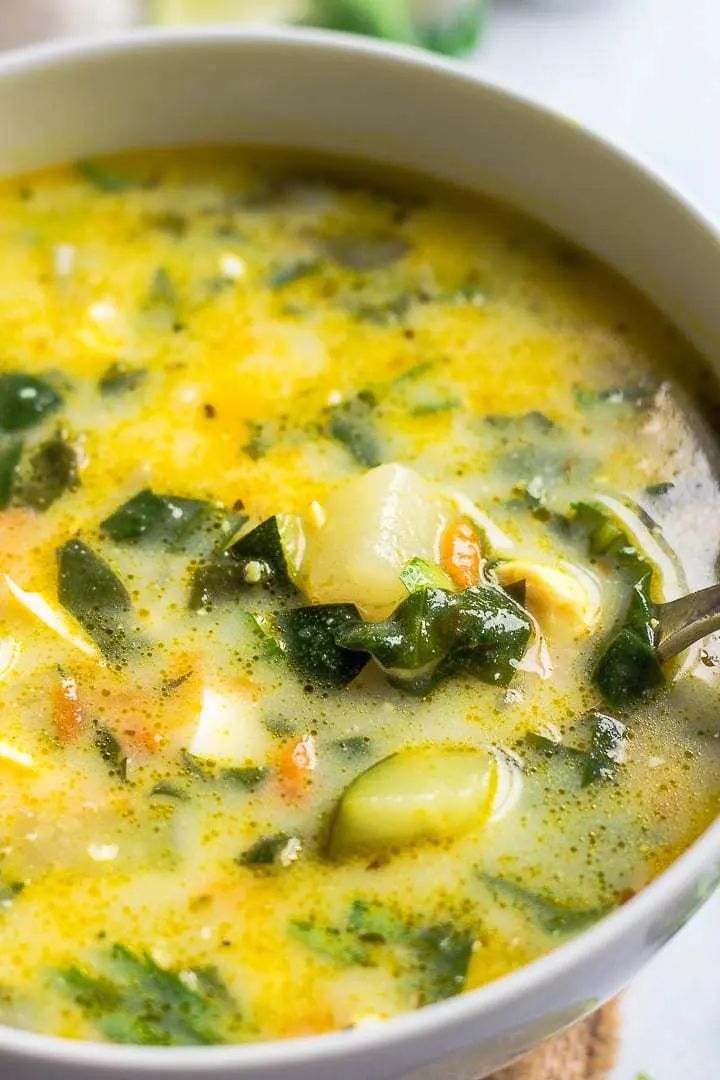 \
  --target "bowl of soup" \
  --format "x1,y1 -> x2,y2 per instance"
0,26 -> 717,1080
